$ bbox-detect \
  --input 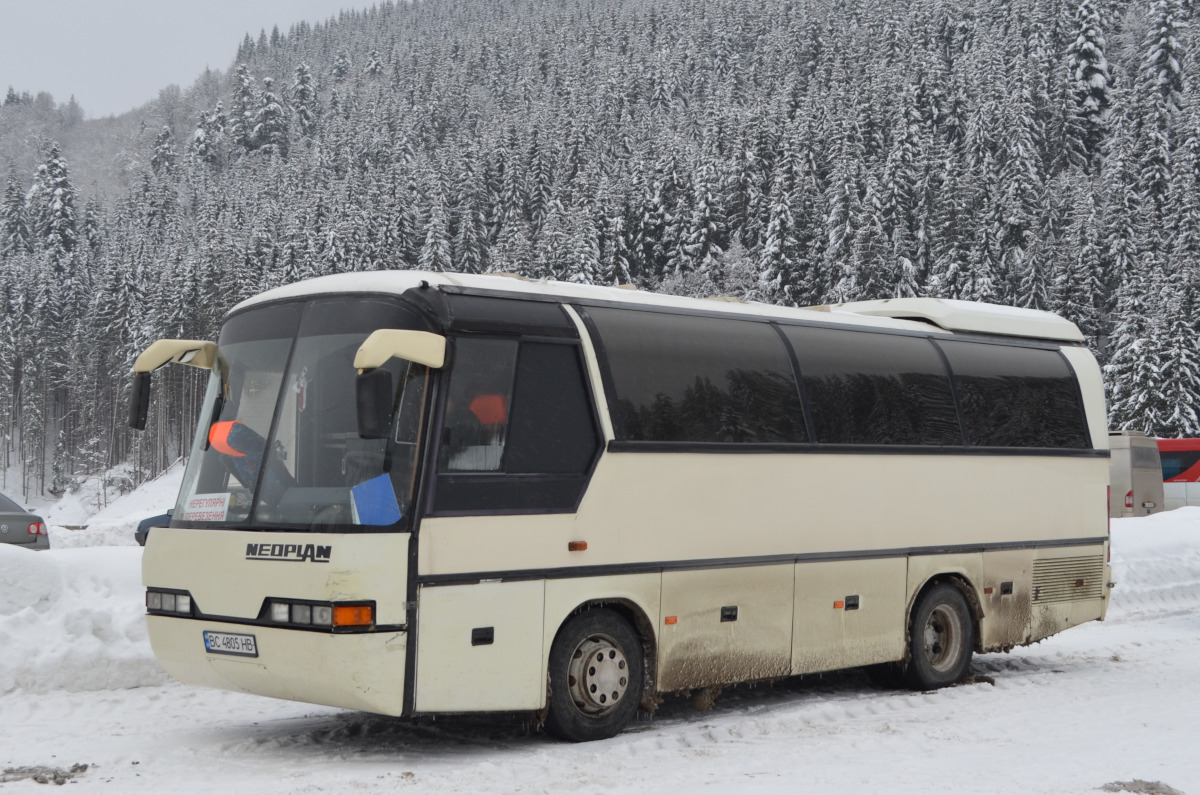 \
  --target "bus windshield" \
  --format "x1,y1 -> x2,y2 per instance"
172,297 -> 431,532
